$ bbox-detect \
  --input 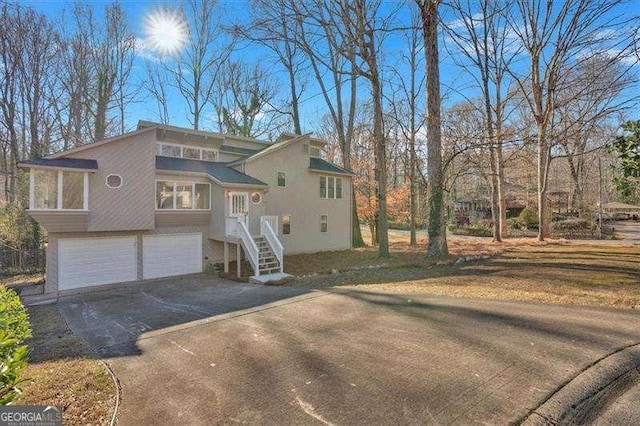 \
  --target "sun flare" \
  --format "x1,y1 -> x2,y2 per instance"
143,7 -> 189,57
